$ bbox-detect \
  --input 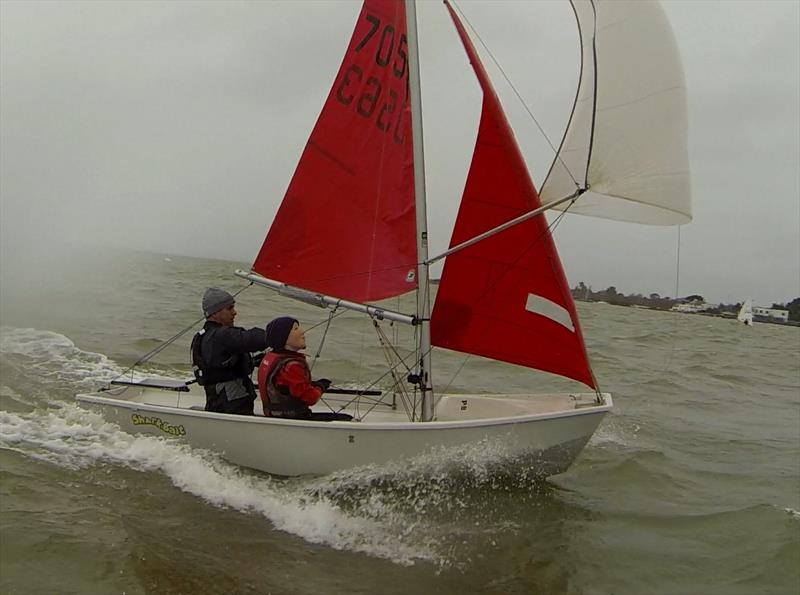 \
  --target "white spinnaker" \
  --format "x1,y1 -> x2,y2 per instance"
540,0 -> 692,225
